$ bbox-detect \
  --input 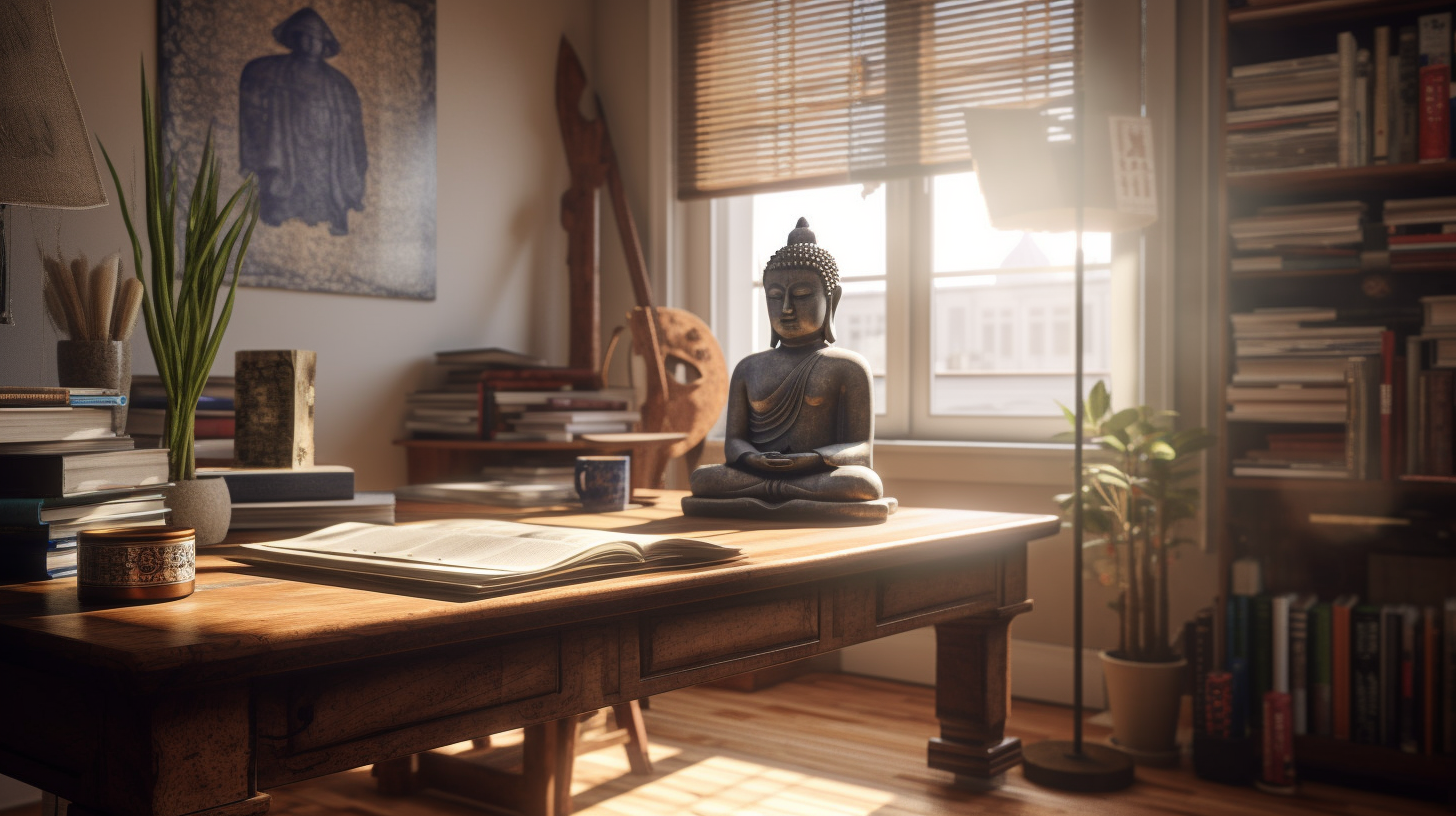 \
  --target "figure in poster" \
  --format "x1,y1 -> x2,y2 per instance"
239,7 -> 367,235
